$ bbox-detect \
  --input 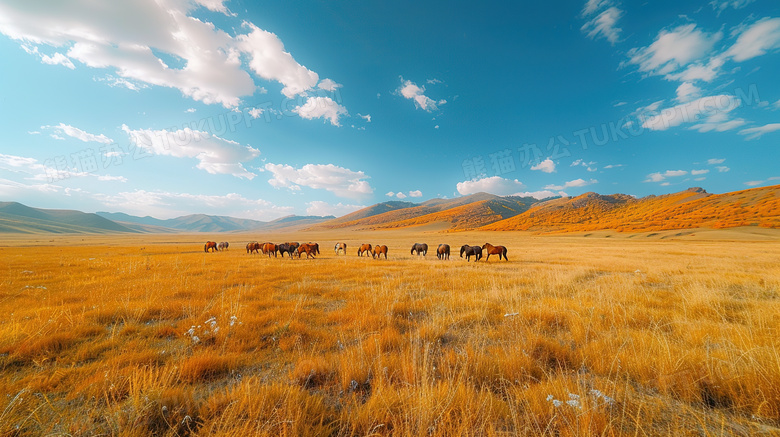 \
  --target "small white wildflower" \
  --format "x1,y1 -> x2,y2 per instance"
546,394 -> 554,402
566,399 -> 581,409
229,316 -> 237,327
552,399 -> 562,407
191,336 -> 200,344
